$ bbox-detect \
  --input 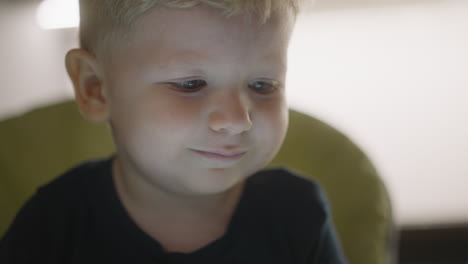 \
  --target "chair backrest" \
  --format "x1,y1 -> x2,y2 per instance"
270,110 -> 394,264
0,101 -> 393,264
